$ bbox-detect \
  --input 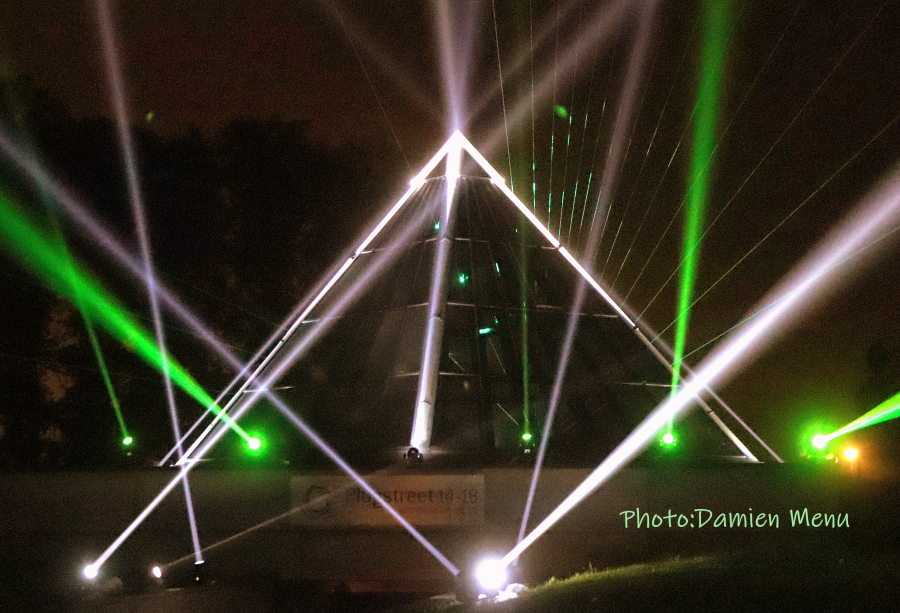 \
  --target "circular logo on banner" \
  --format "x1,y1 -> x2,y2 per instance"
303,485 -> 331,515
